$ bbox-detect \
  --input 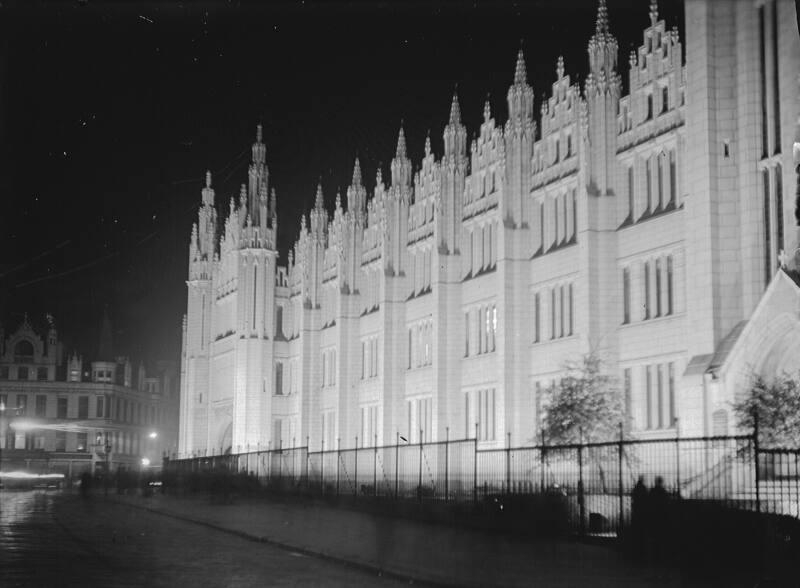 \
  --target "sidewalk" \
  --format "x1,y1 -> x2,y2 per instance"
110,492 -> 710,587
